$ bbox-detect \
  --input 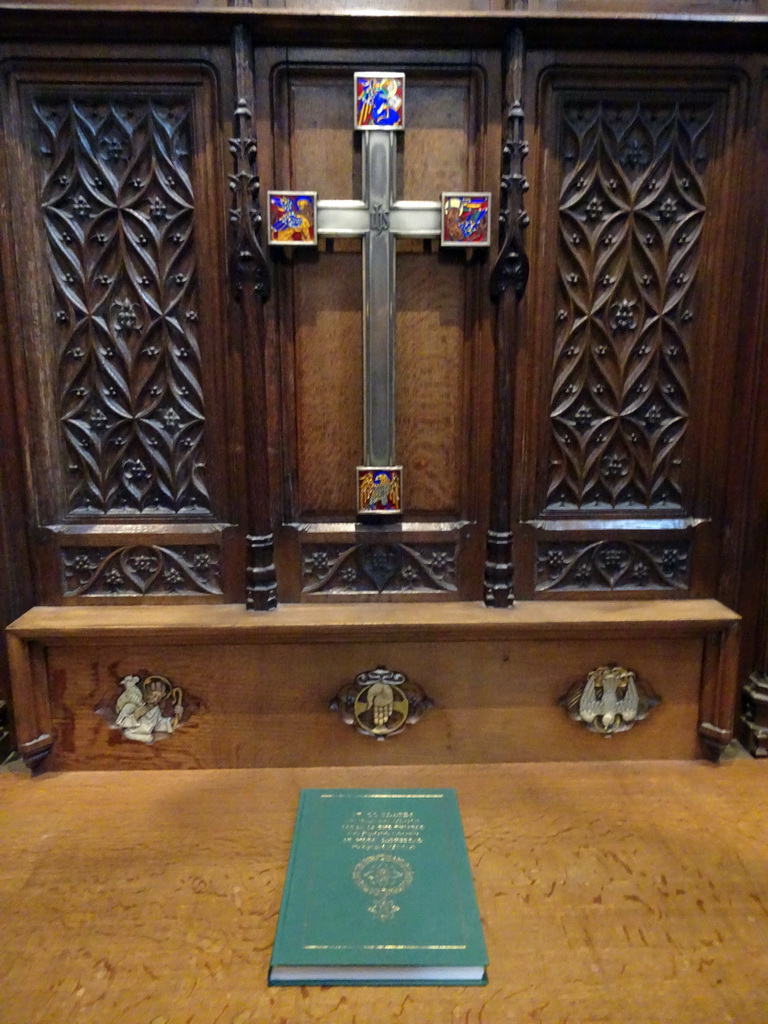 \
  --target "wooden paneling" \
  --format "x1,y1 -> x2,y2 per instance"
1,6 -> 766,767
0,245 -> 34,759
396,248 -> 466,514
6,600 -> 740,768
292,249 -> 363,514
40,635 -> 704,768
0,51 -> 247,604
261,52 -> 496,599
514,55 -> 748,600
269,59 -> 491,519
